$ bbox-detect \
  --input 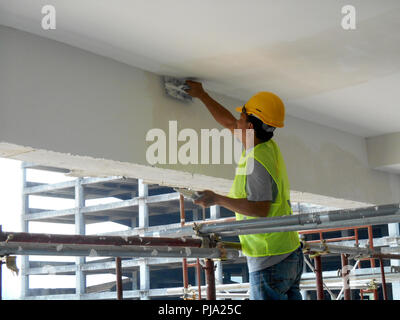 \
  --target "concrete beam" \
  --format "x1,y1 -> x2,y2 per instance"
24,180 -> 76,195
27,257 -> 199,275
23,192 -> 180,221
